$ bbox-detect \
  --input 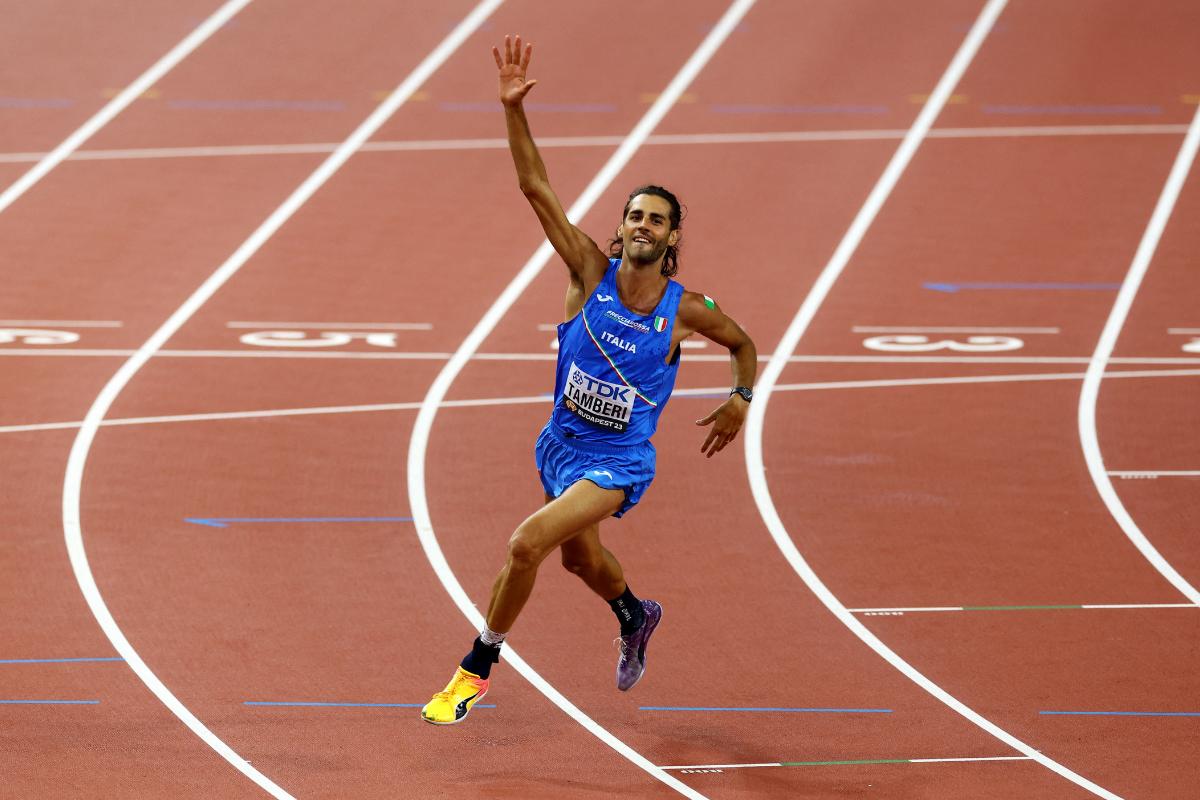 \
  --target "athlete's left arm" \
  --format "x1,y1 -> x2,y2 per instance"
677,292 -> 758,458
